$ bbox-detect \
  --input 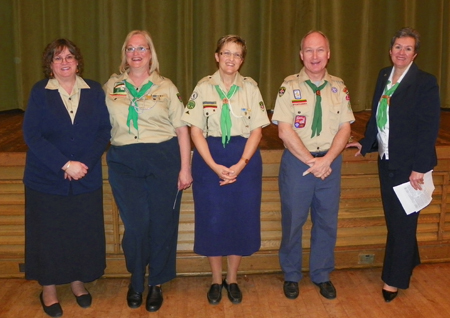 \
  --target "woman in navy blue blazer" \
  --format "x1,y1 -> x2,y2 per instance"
347,28 -> 440,302
23,39 -> 111,317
